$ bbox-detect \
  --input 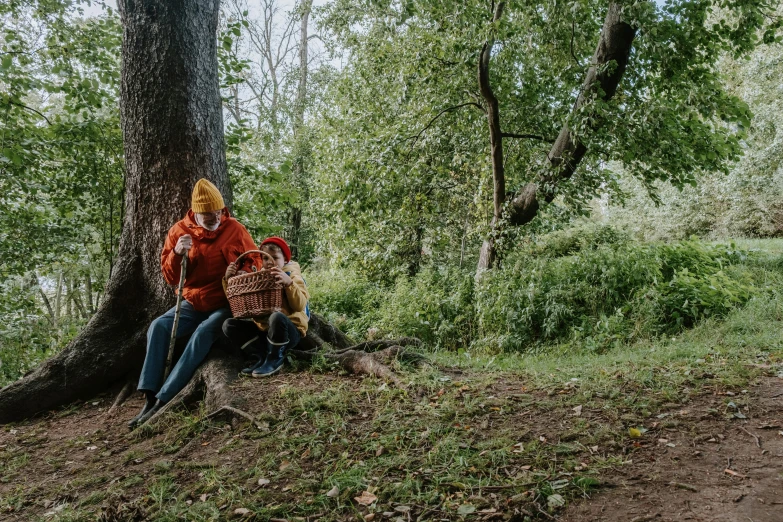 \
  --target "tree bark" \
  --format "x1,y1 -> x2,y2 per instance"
477,2 -> 637,270
0,0 -> 229,423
